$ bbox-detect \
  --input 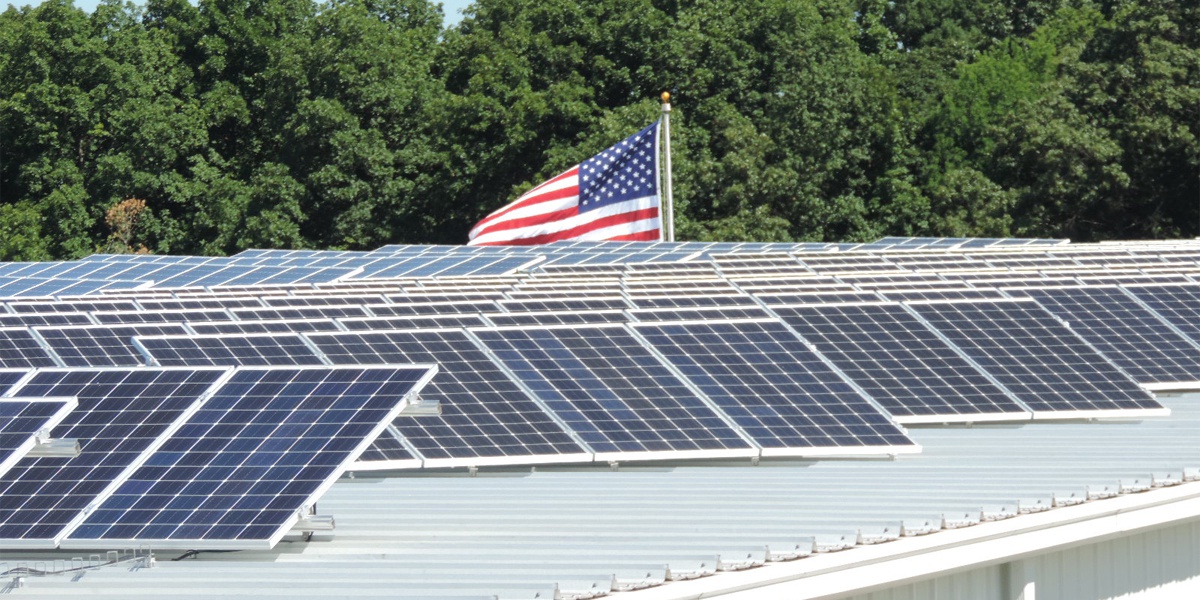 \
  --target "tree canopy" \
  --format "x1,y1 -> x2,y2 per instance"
0,0 -> 1195,258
